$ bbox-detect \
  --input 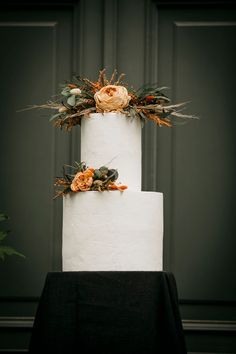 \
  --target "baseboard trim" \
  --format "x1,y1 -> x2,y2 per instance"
1,316 -> 236,332
0,350 -> 233,354
0,317 -> 34,328
0,350 -> 28,353
183,319 -> 236,332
